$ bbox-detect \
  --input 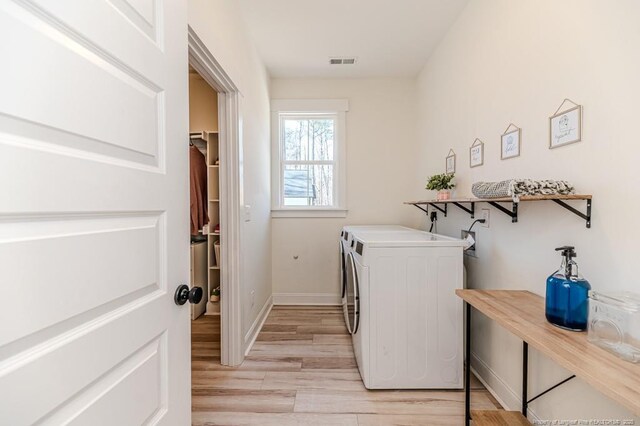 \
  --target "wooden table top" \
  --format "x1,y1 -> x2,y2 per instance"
456,289 -> 640,417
